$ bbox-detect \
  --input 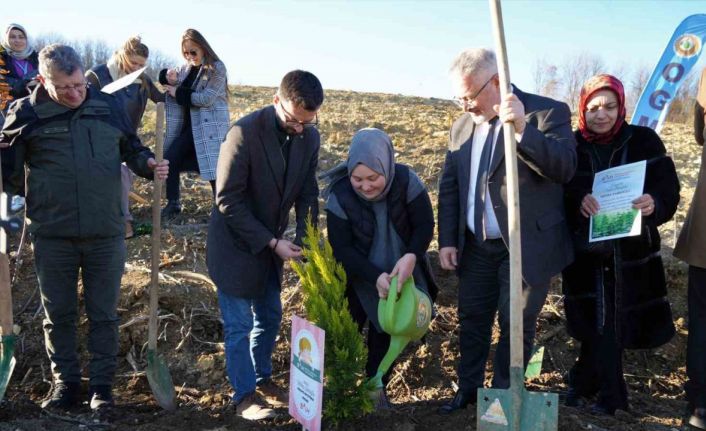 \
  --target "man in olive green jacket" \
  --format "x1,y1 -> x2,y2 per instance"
0,44 -> 168,412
